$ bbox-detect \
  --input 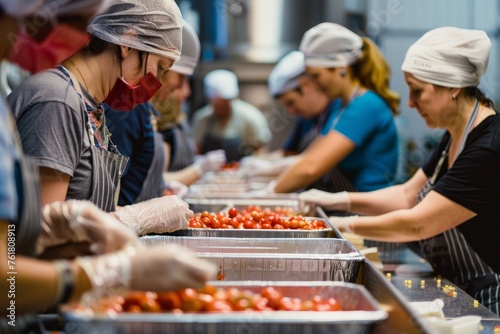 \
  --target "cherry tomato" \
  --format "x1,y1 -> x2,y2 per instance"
228,207 -> 238,218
